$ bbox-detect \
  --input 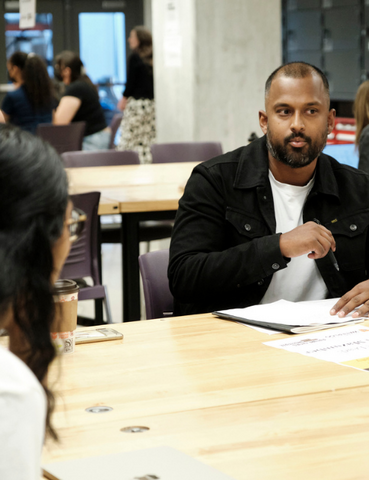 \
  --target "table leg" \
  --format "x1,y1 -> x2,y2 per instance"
121,211 -> 176,322
122,213 -> 141,322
